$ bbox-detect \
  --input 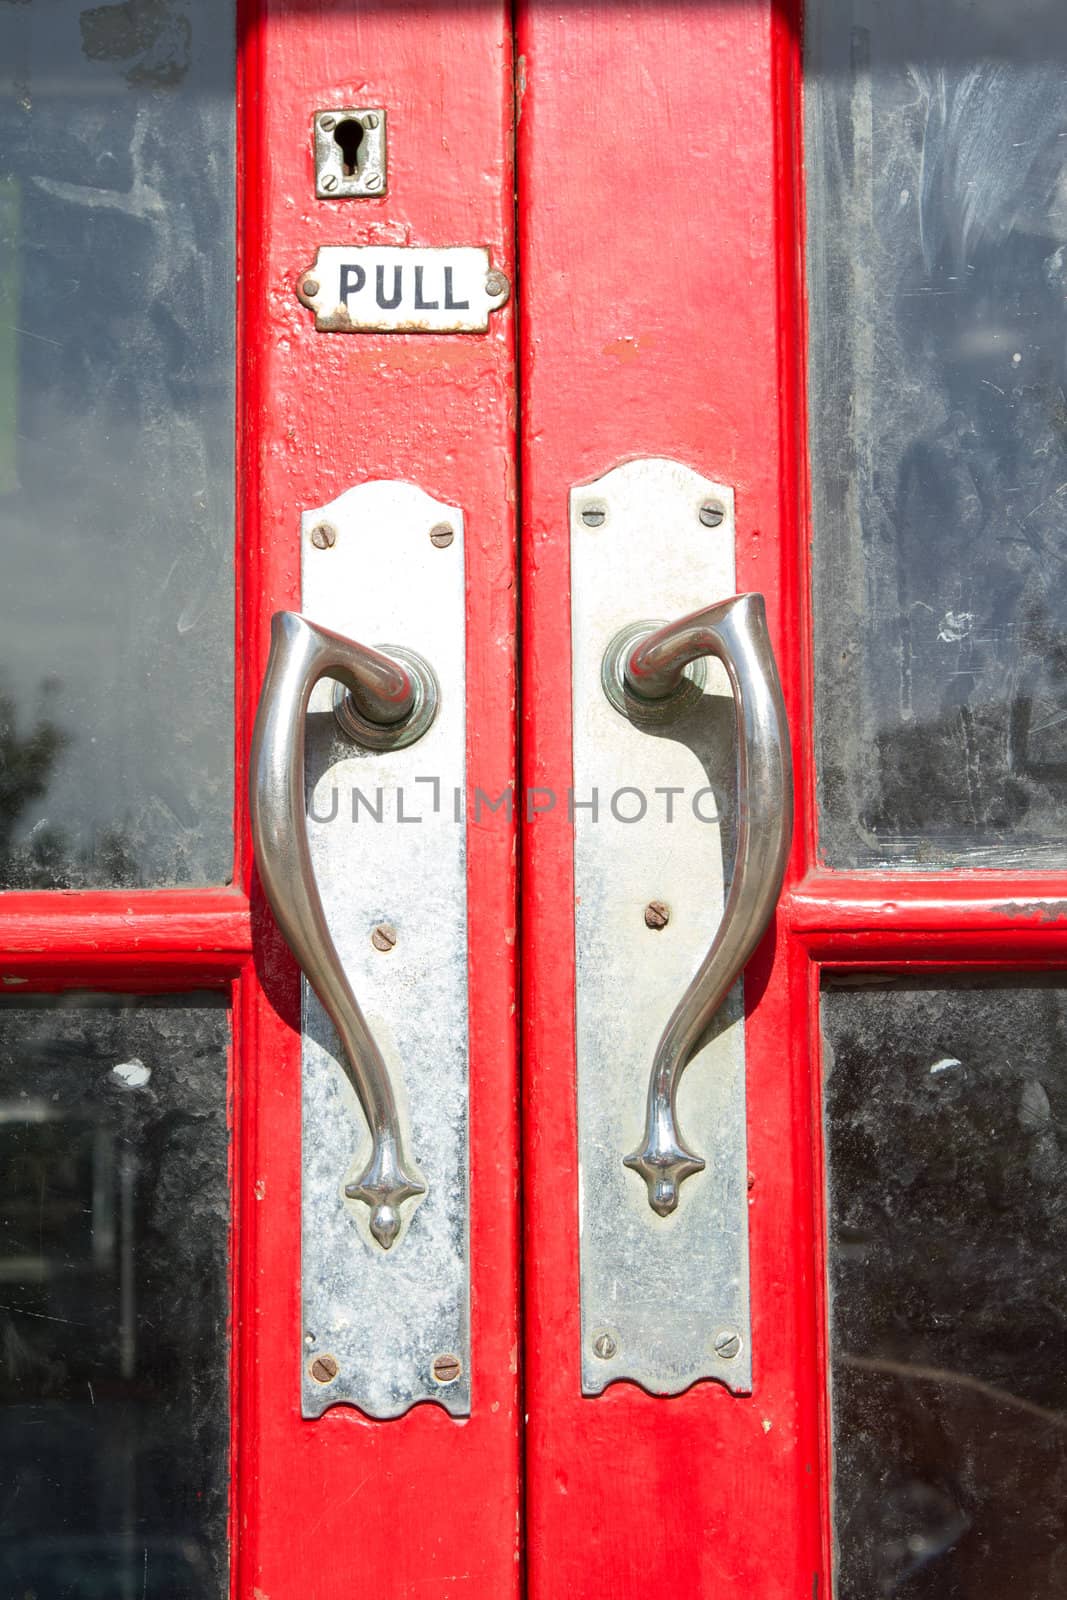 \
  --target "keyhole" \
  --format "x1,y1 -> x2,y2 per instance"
333,119 -> 364,177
